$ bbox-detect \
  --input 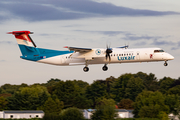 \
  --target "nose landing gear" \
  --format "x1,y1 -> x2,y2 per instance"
164,61 -> 168,66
